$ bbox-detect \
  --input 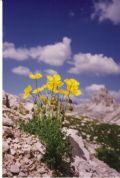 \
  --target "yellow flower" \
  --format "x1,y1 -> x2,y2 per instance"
57,89 -> 69,96
40,96 -> 48,104
64,78 -> 81,96
23,85 -> 32,99
29,73 -> 43,79
33,85 -> 46,94
72,89 -> 81,96
64,78 -> 79,86
46,74 -> 63,92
